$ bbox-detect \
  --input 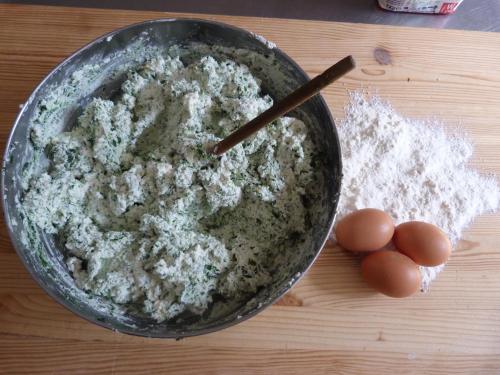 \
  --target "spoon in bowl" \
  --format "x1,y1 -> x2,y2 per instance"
211,55 -> 355,155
